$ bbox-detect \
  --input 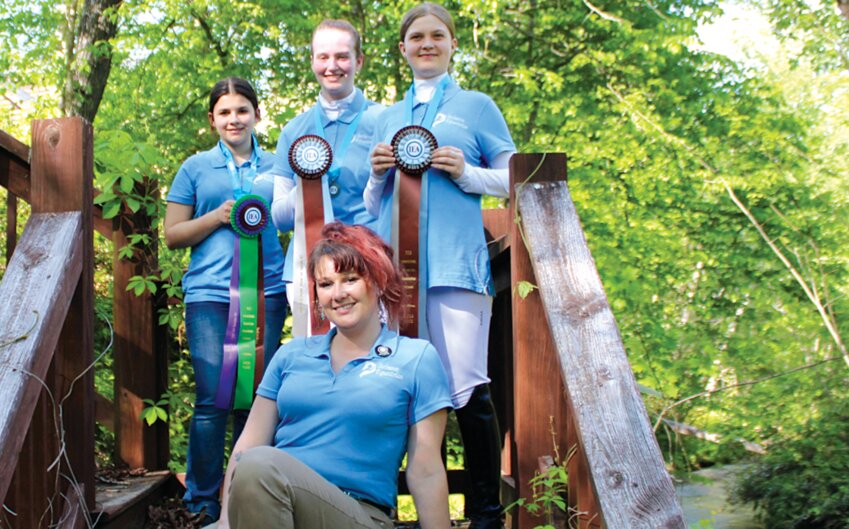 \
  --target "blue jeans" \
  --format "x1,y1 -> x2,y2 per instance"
183,295 -> 287,521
